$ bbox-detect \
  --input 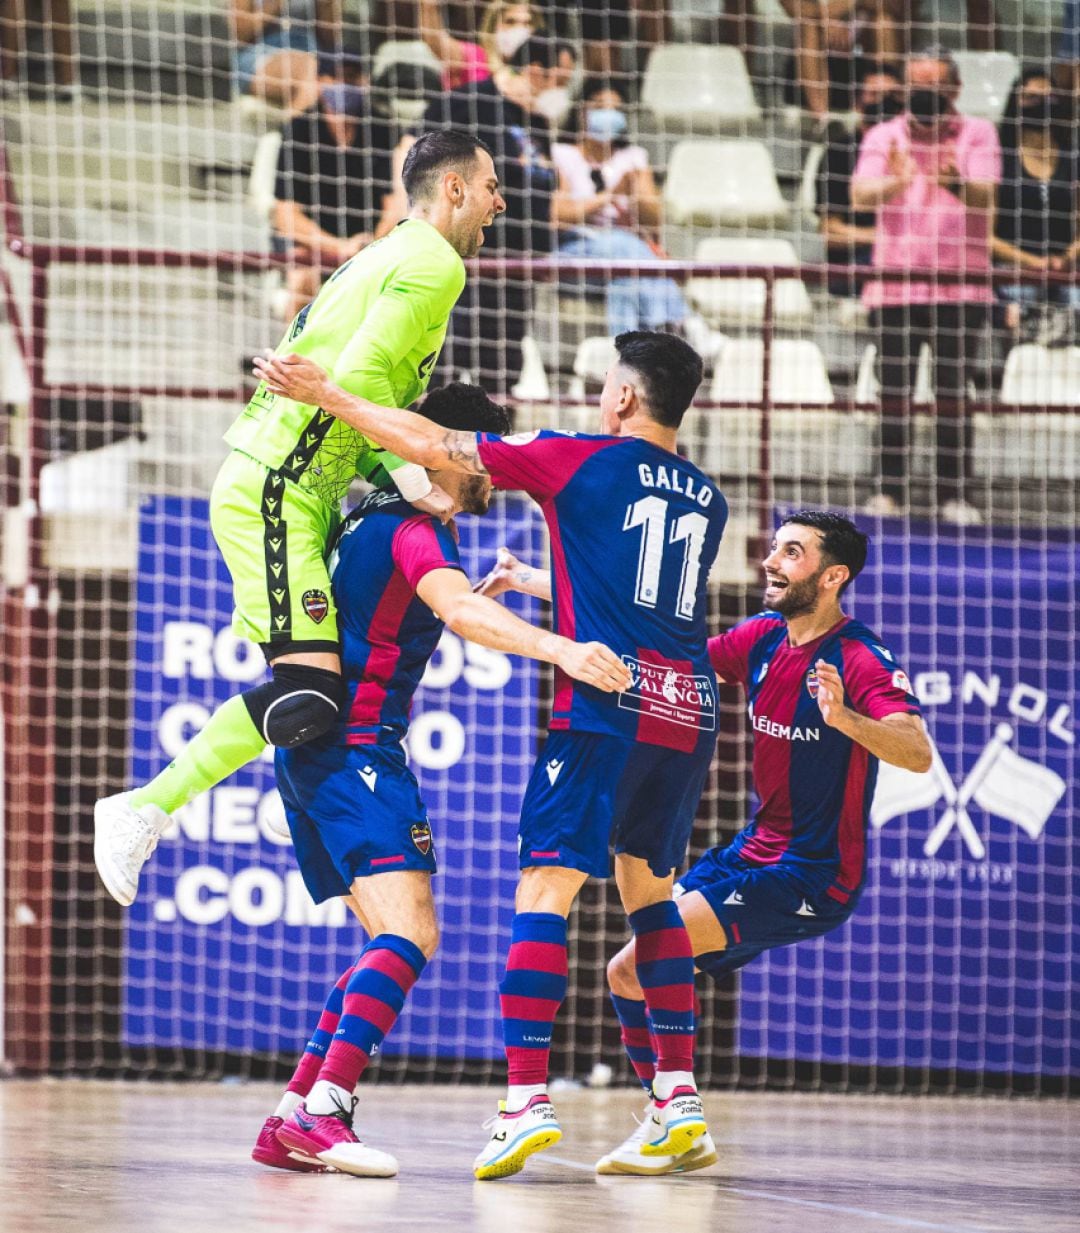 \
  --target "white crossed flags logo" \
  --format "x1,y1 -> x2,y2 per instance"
871,723 -> 1067,859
